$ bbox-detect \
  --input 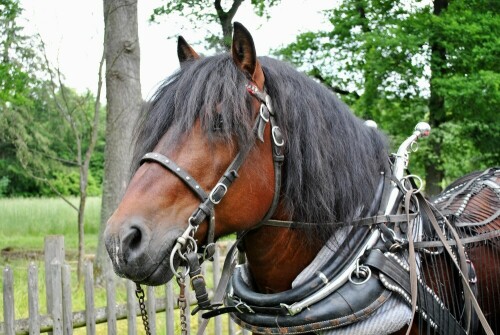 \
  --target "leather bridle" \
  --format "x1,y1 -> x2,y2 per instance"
139,82 -> 284,278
